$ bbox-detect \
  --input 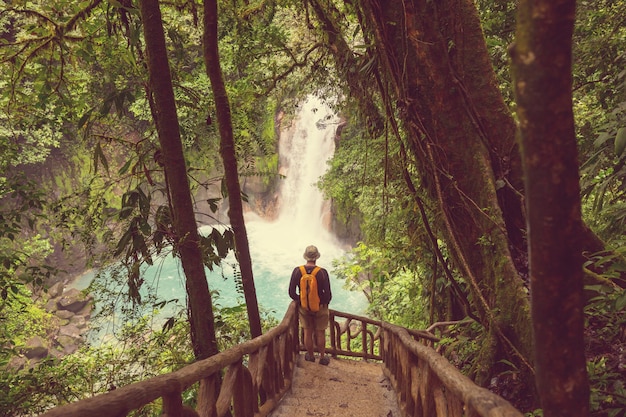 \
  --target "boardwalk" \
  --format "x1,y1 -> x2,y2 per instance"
269,354 -> 401,417
38,306 -> 524,417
